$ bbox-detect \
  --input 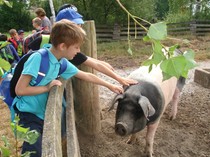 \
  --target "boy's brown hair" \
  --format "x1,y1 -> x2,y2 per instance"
35,8 -> 46,17
50,19 -> 86,48
9,29 -> 17,36
32,17 -> 42,26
